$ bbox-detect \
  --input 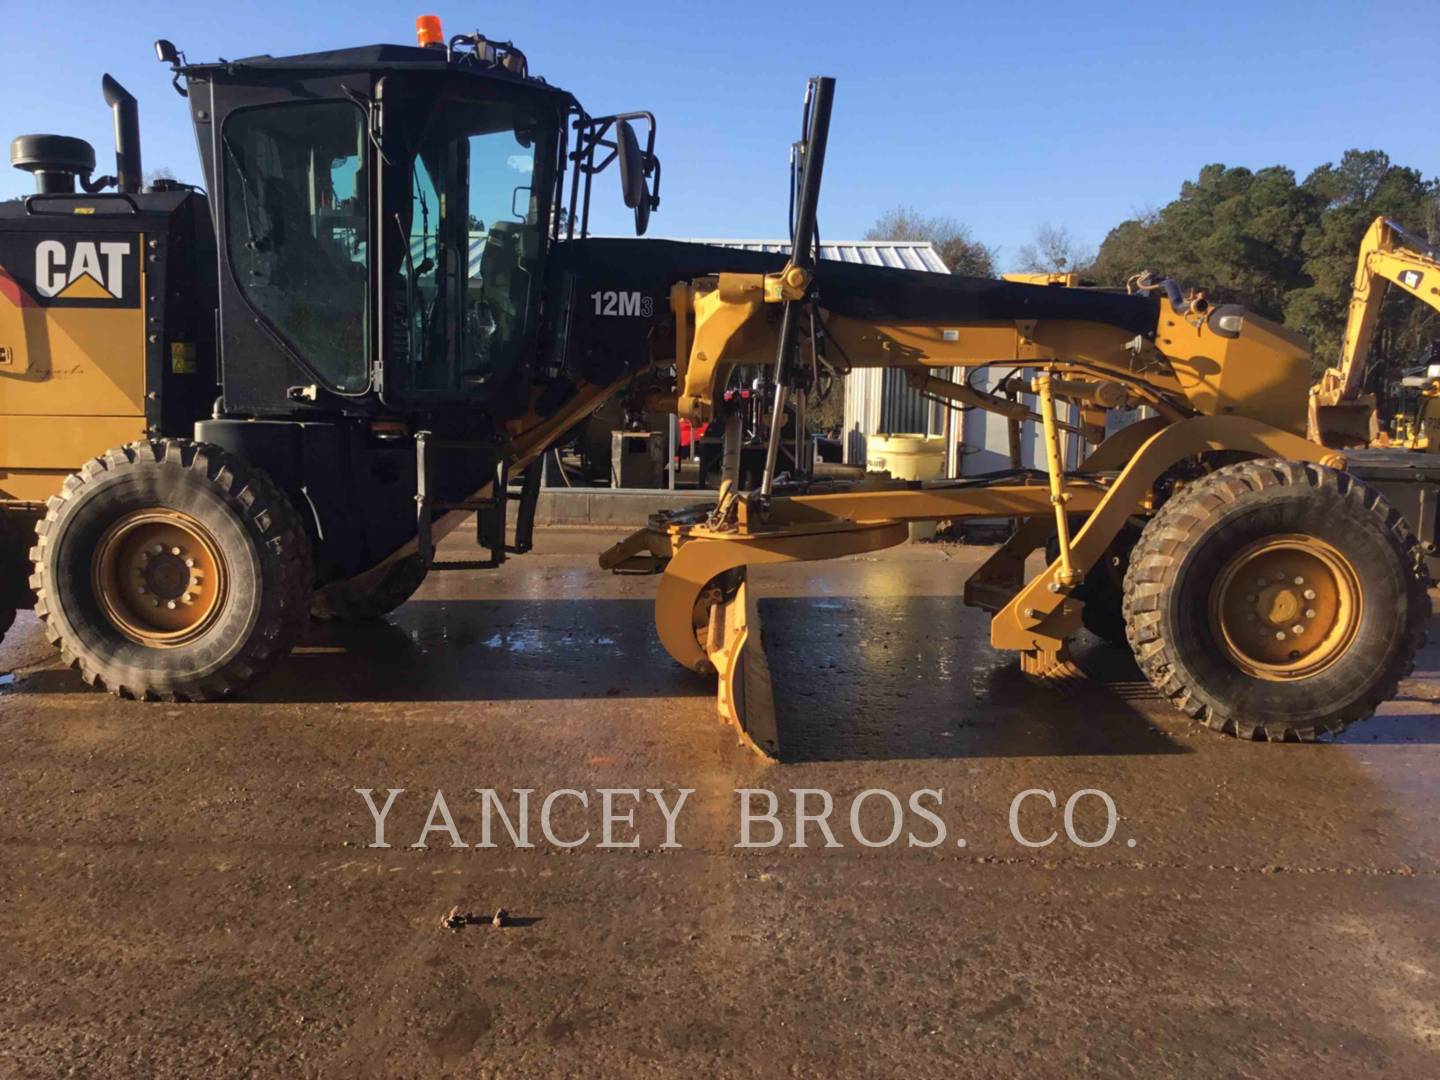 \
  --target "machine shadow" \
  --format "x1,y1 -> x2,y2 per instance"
757,595 -> 1193,762
249,598 -> 710,704
16,595 -> 1436,752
